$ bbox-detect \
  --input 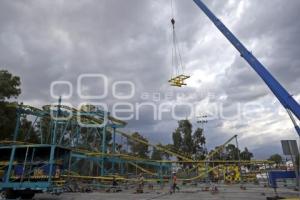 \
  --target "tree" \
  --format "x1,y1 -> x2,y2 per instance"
18,118 -> 39,143
161,144 -> 174,160
0,70 -> 21,101
0,70 -> 21,140
128,132 -> 149,159
192,128 -> 206,159
180,120 -> 193,154
240,147 -> 253,160
0,101 -> 17,140
171,120 -> 207,160
225,144 -> 240,160
172,128 -> 182,152
36,116 -> 51,144
151,147 -> 163,160
0,70 -> 40,143
209,145 -> 223,160
268,154 -> 282,164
